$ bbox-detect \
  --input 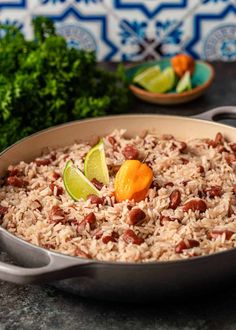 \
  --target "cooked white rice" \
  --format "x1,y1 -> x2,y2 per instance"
1,129 -> 236,262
